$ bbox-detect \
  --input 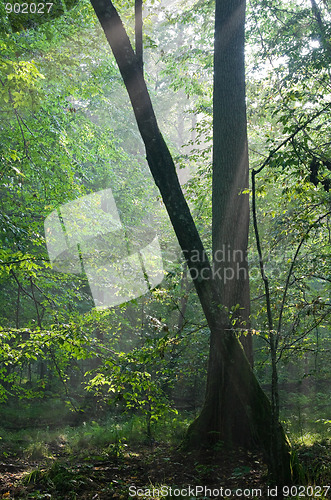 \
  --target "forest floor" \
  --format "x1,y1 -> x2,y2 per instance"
0,441 -> 273,500
0,405 -> 330,500
0,438 -> 330,500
